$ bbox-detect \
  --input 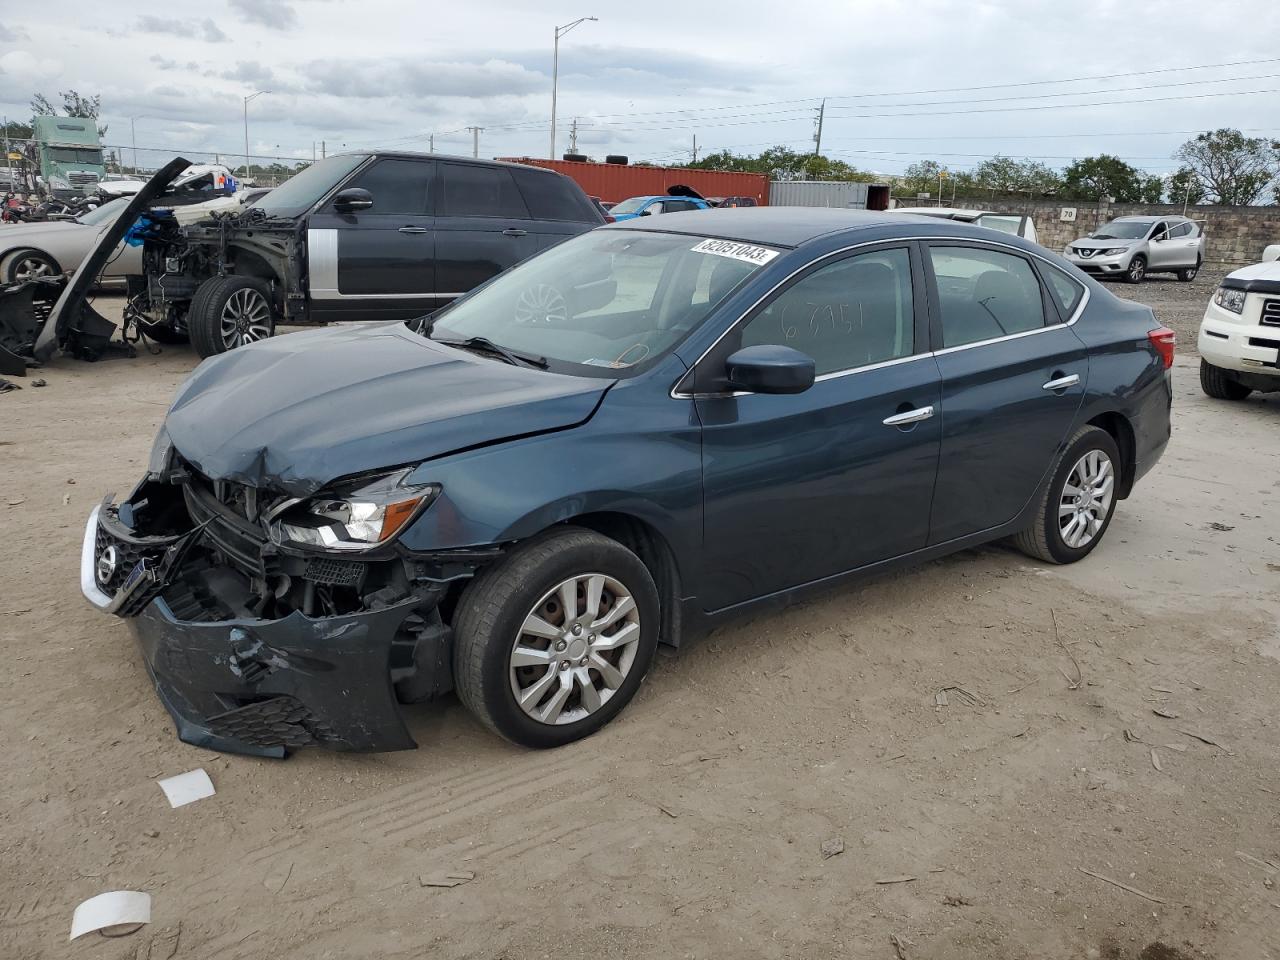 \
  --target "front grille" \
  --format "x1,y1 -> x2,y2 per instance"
183,481 -> 269,579
304,557 -> 366,587
205,696 -> 336,748
68,172 -> 99,186
1261,299 -> 1280,327
1075,248 -> 1095,258
95,522 -> 155,594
